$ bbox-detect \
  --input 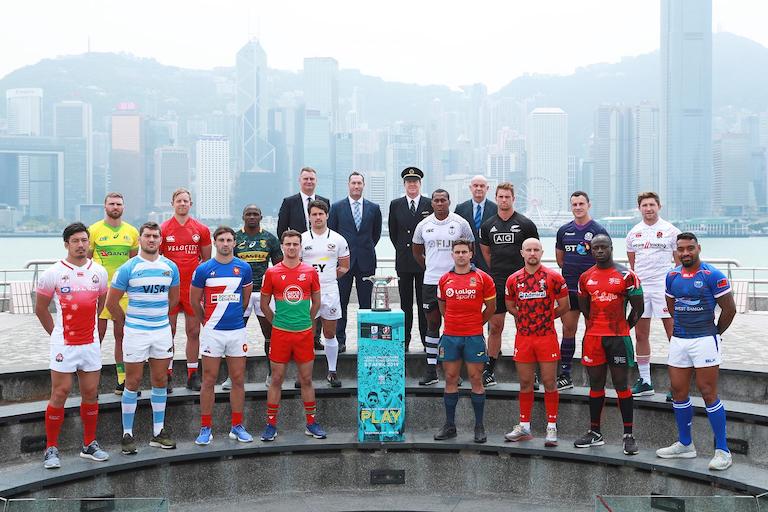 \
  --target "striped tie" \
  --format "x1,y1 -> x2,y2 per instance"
474,203 -> 482,231
353,201 -> 362,230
